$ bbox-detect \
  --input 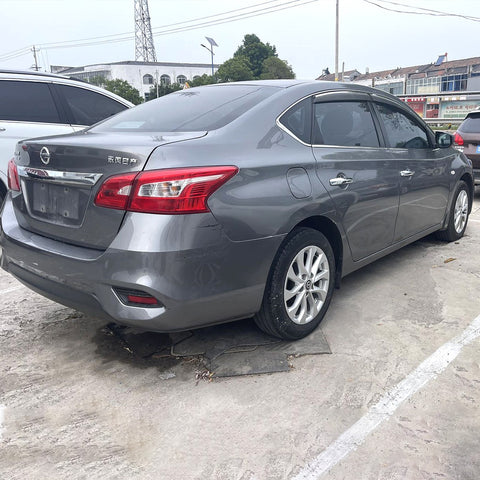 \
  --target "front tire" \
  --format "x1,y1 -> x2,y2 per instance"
254,228 -> 335,340
436,180 -> 470,242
